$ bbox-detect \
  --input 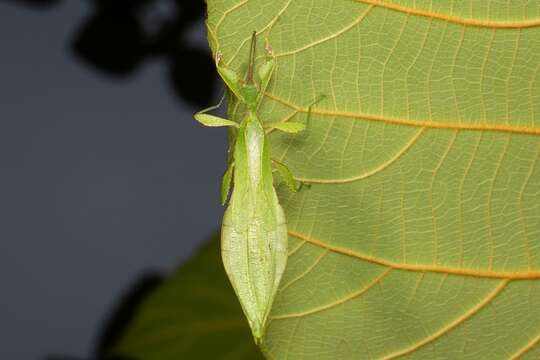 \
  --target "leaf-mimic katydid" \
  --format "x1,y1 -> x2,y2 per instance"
194,31 -> 318,344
